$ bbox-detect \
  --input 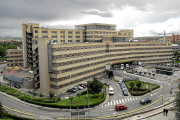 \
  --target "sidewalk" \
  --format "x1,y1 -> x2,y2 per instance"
123,103 -> 174,120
